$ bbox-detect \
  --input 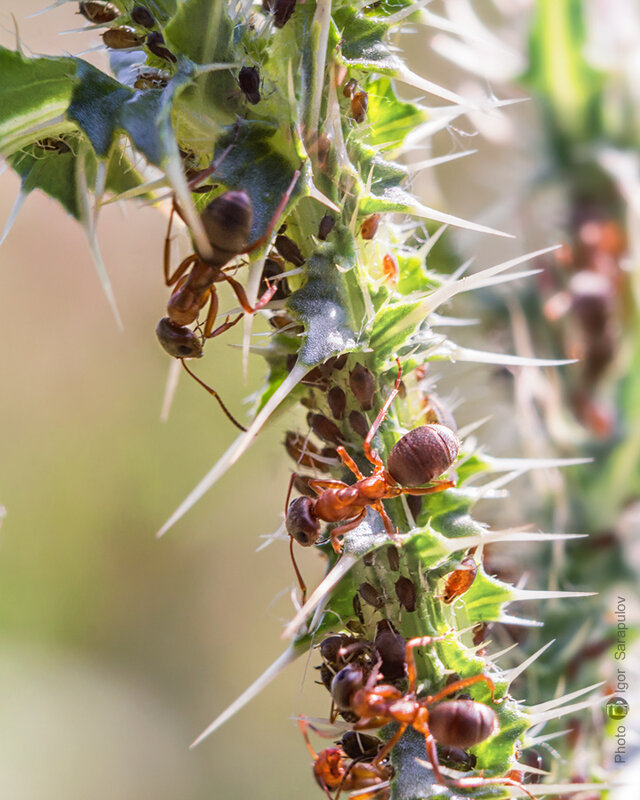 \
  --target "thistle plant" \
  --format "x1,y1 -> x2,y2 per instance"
0,1 -> 615,798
